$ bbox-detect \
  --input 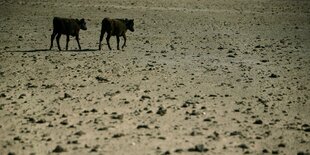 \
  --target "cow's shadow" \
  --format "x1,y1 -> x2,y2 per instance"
6,48 -> 98,53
